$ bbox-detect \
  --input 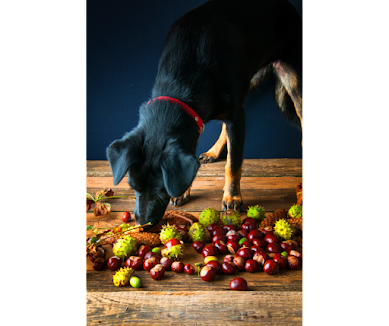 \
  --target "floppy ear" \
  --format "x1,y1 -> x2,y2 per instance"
106,131 -> 143,186
161,145 -> 200,198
